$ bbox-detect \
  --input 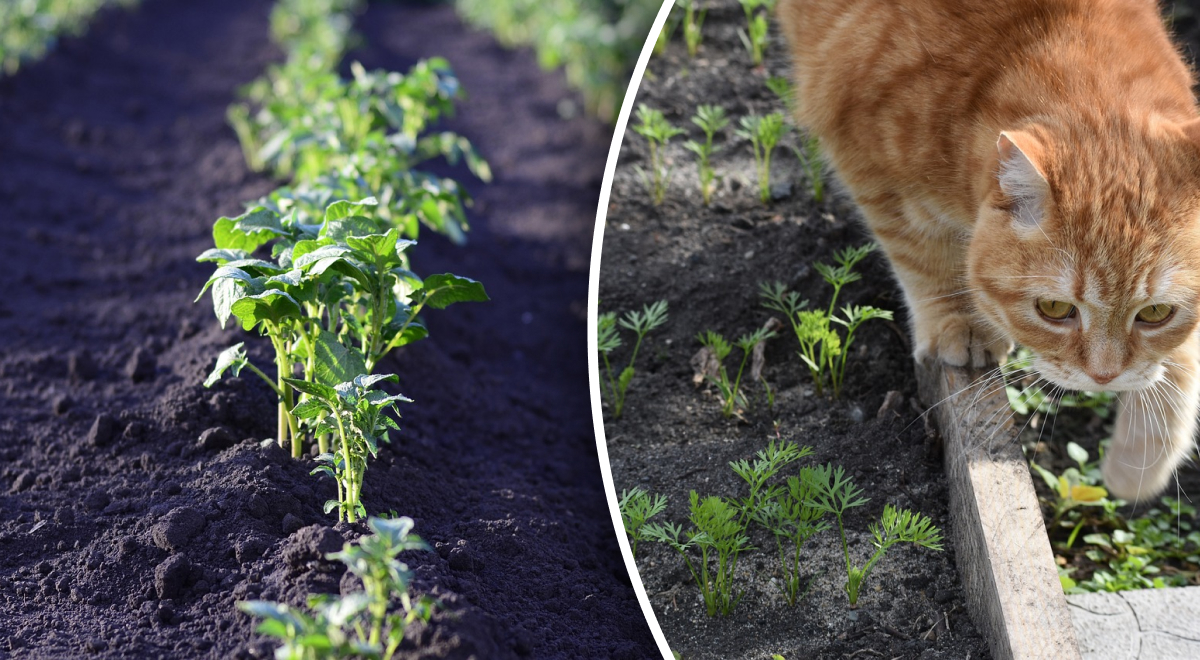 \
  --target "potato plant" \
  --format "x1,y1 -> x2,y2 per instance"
239,516 -> 434,659
456,0 -> 658,121
0,0 -> 137,75
288,374 -> 409,523
197,199 -> 488,466
230,58 -> 491,243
